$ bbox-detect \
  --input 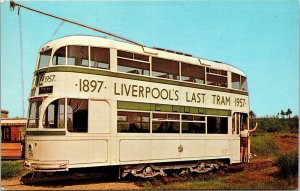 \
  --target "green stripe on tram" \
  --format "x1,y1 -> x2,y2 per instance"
117,101 -> 231,116
26,131 -> 66,136
37,66 -> 248,96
